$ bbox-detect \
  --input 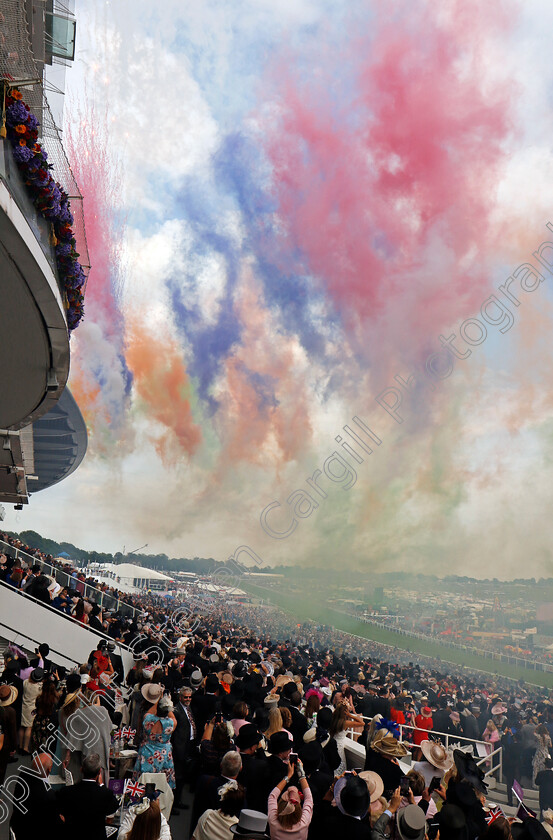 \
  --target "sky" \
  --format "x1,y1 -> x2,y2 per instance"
6,0 -> 553,578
